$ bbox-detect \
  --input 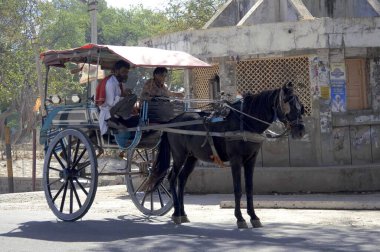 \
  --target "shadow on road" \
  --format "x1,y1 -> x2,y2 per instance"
1,214 -> 379,251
